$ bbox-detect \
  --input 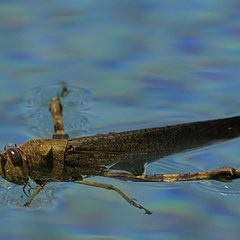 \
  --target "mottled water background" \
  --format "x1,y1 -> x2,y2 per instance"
0,1 -> 240,239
